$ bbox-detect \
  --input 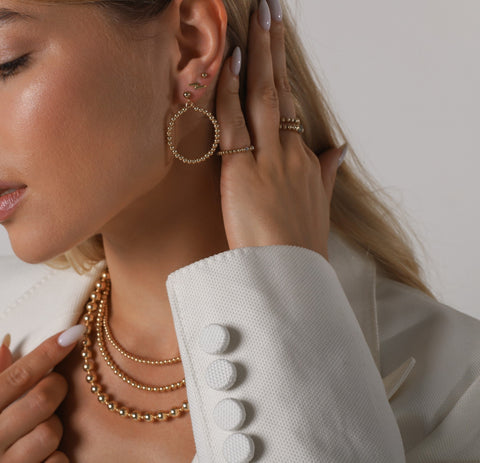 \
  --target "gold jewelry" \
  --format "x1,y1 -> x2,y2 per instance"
96,306 -> 186,393
81,270 -> 189,423
103,305 -> 182,366
217,145 -> 256,156
279,116 -> 304,134
166,87 -> 221,165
